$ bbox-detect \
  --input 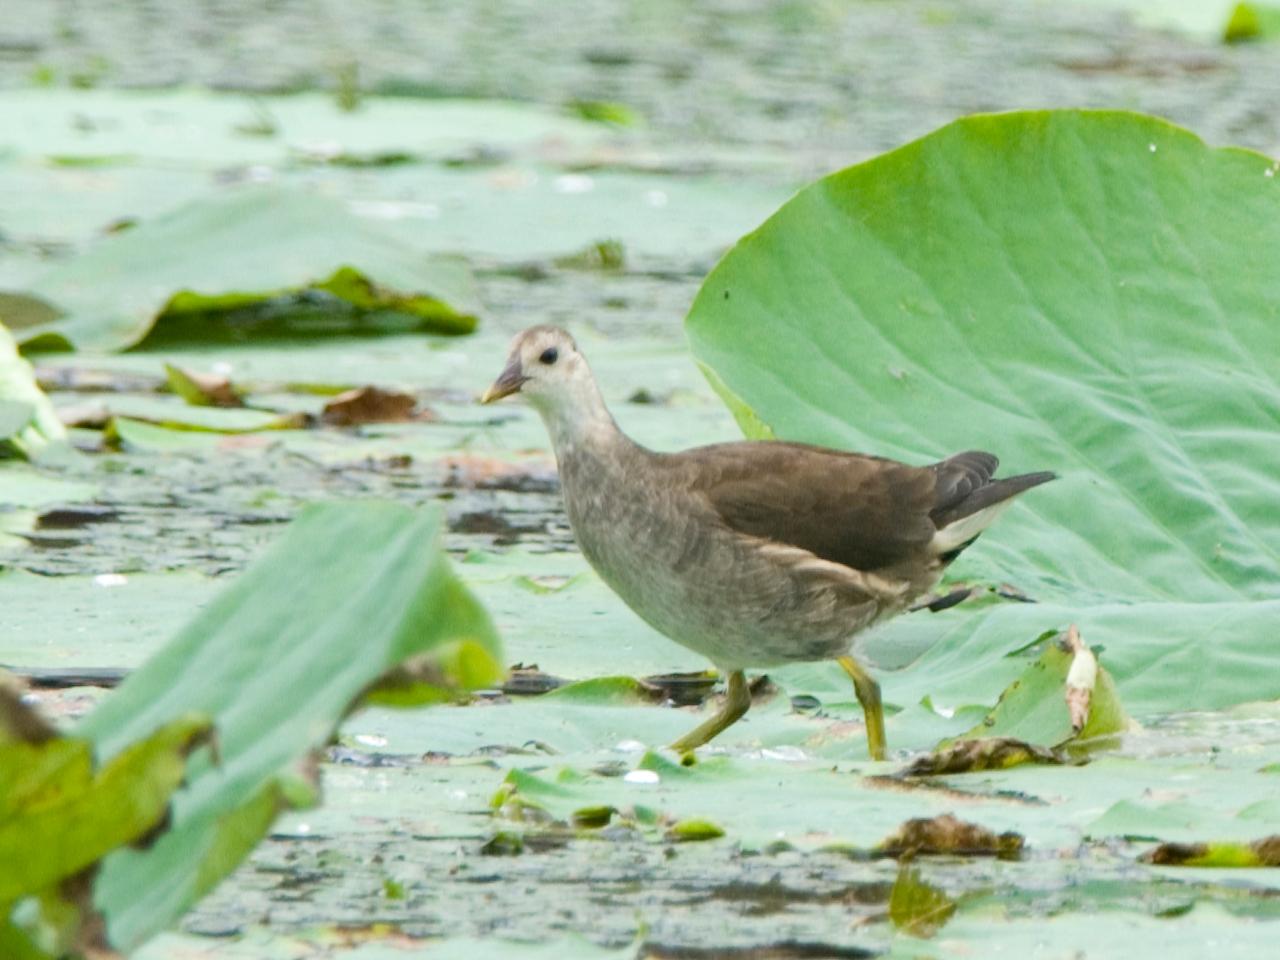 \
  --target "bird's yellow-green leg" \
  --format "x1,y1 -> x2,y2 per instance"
669,669 -> 751,754
838,655 -> 886,761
